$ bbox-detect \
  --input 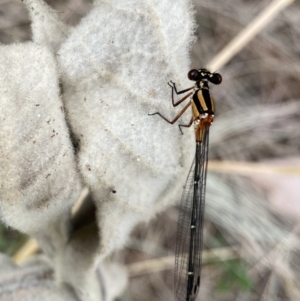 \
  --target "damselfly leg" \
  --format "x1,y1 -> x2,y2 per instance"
148,99 -> 192,126
168,81 -> 195,106
148,82 -> 194,133
179,117 -> 193,134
